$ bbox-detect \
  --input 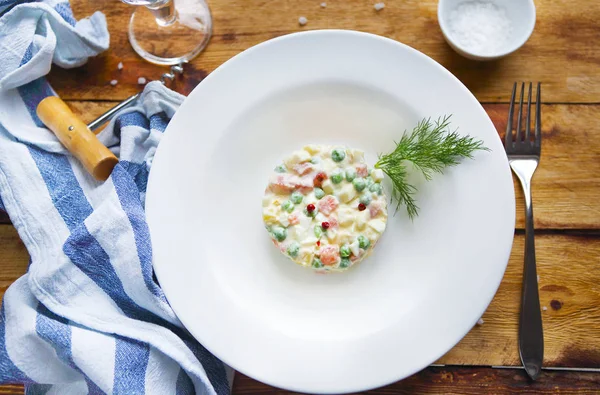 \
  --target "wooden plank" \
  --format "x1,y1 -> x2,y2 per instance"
2,366 -> 600,395
232,368 -> 600,394
0,226 -> 28,303
487,103 -> 600,230
0,211 -> 8,225
66,101 -> 119,126
49,0 -> 600,102
2,225 -> 599,367
437,233 -> 600,367
40,101 -> 598,230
